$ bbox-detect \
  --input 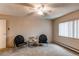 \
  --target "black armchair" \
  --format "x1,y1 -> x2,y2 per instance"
14,35 -> 27,47
39,34 -> 48,43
